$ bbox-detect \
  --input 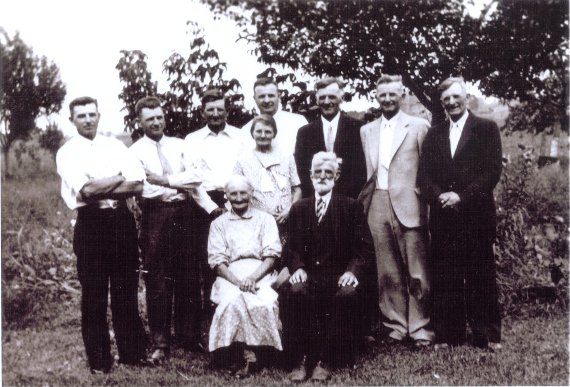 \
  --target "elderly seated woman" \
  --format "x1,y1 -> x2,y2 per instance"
207,174 -> 282,378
